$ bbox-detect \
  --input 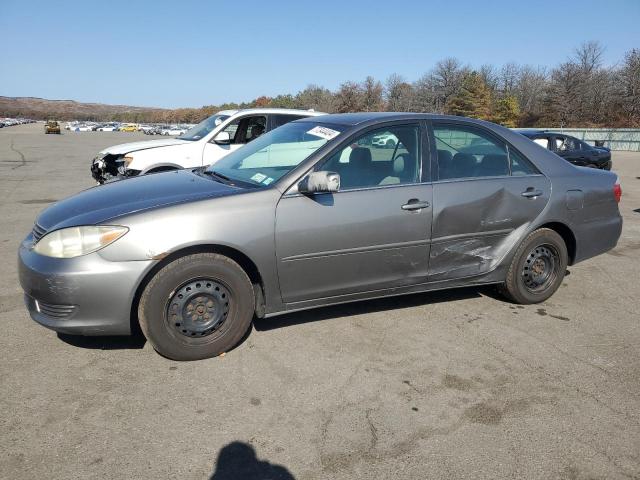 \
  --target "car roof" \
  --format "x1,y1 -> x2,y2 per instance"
514,129 -> 548,137
225,108 -> 326,117
295,112 -> 503,127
